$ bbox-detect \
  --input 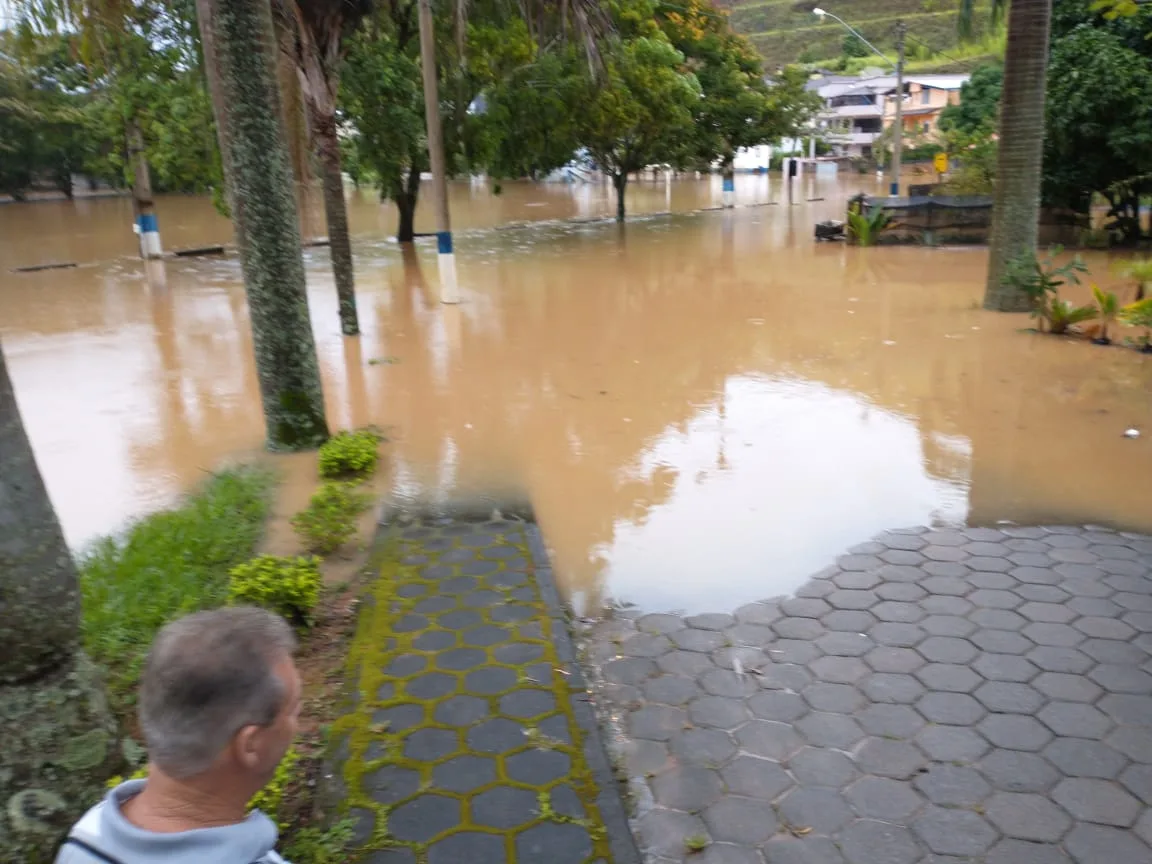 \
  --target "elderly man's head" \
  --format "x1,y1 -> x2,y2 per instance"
138,607 -> 301,791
